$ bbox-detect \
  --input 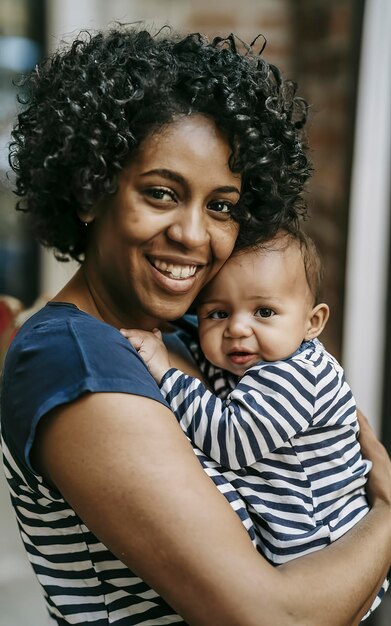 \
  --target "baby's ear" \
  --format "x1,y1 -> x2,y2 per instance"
305,303 -> 330,340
